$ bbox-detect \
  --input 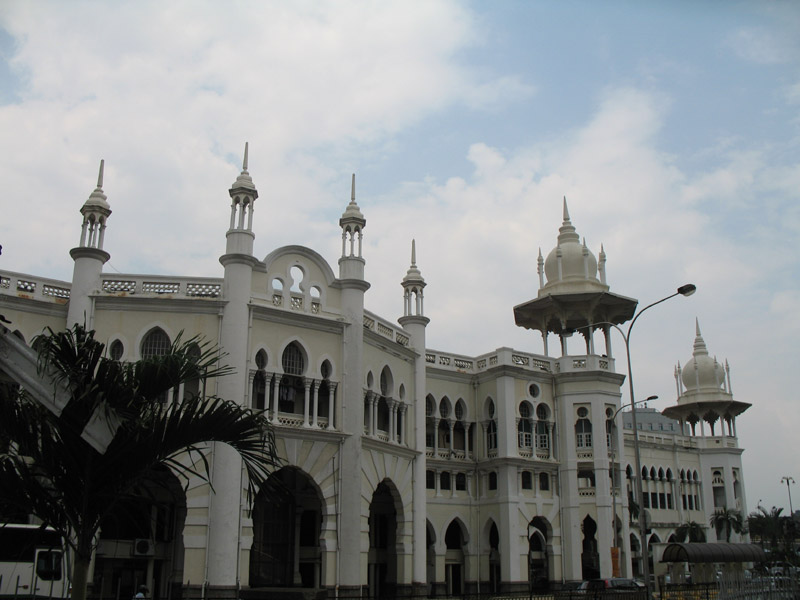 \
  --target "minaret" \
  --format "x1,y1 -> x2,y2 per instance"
67,161 -> 112,328
206,145 -> 260,595
398,240 -> 430,594
336,174 -> 370,596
